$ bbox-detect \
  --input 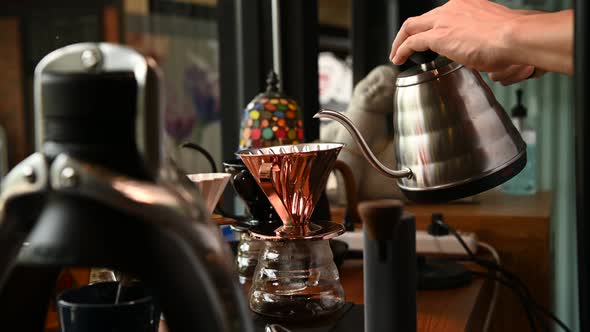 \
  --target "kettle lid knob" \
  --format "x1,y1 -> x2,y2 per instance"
409,50 -> 439,65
